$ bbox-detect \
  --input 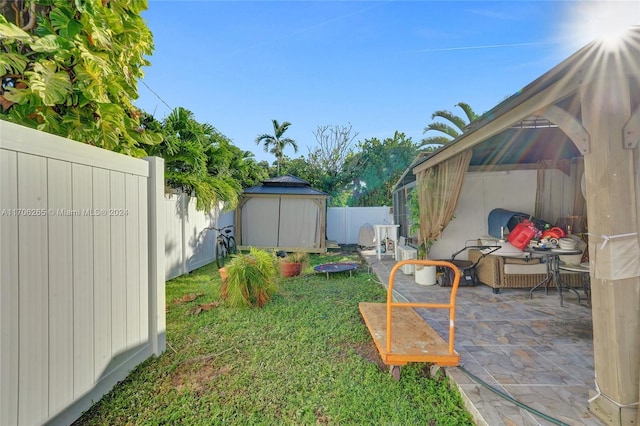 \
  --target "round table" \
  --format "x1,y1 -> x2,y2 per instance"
526,247 -> 583,306
313,262 -> 359,279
